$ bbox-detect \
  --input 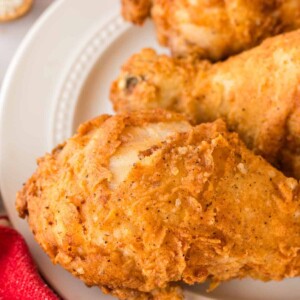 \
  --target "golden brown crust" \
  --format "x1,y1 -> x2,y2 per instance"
0,0 -> 33,22
121,0 -> 152,25
121,0 -> 300,60
111,30 -> 300,179
17,110 -> 300,299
